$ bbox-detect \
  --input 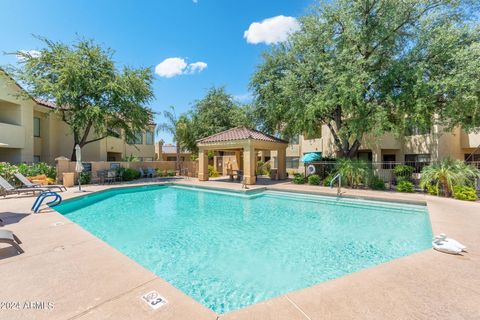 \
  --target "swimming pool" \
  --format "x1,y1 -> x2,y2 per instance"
54,185 -> 432,313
